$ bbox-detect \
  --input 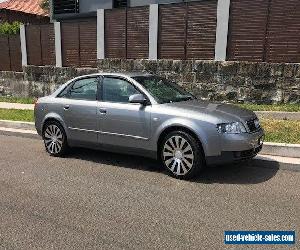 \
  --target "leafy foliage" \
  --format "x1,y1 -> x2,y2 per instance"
0,21 -> 22,35
40,0 -> 50,12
